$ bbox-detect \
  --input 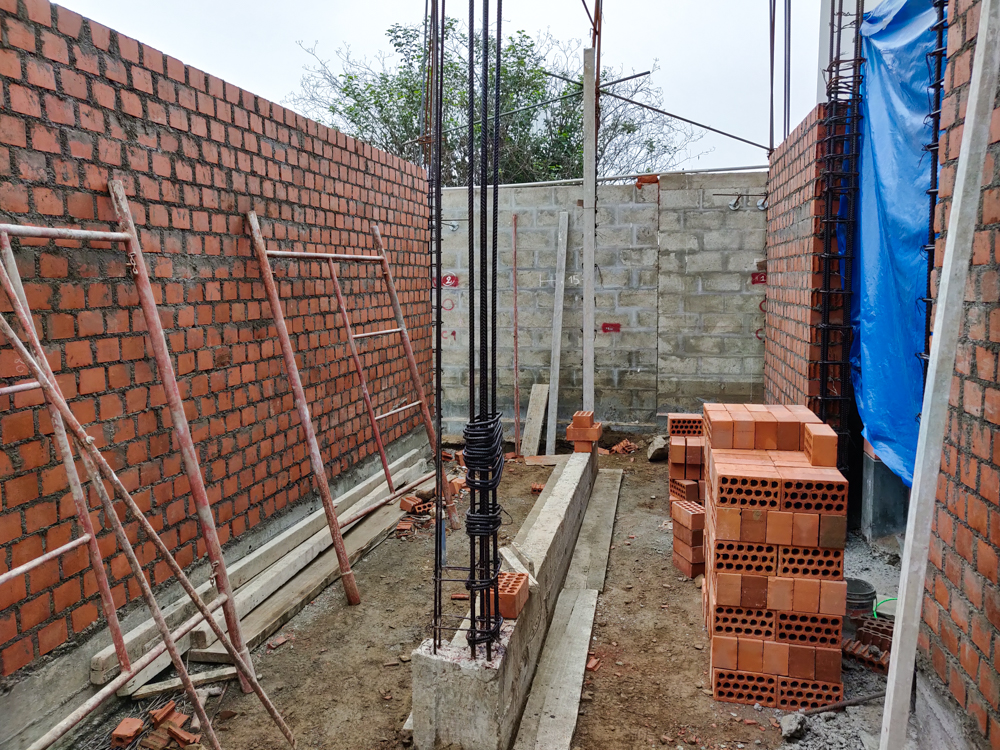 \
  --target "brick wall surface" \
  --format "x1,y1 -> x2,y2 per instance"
921,0 -> 1000,745
762,105 -> 829,415
0,0 -> 431,679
